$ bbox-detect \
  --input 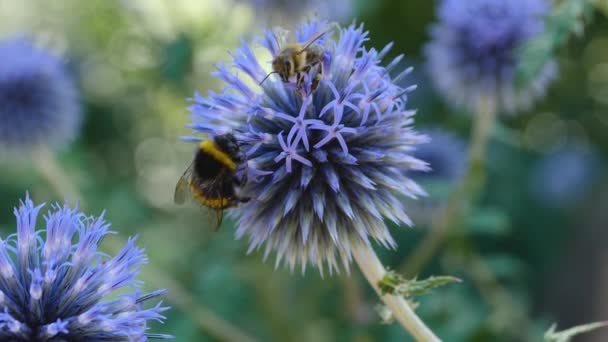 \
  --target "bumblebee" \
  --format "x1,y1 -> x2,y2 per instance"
174,133 -> 249,230
259,27 -> 334,92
